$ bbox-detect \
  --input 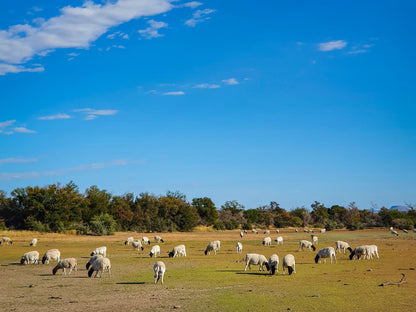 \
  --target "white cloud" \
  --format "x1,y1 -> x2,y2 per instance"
38,113 -> 71,120
163,91 -> 185,95
146,89 -> 158,94
13,127 -> 37,134
318,40 -> 347,51
107,31 -> 129,40
0,63 -> 44,75
0,120 -> 16,129
348,49 -> 367,55
139,19 -> 168,39
193,83 -> 220,89
0,0 -> 174,75
74,108 -> 119,120
222,78 -> 239,85
179,2 -> 203,9
0,157 -> 38,164
185,8 -> 215,27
